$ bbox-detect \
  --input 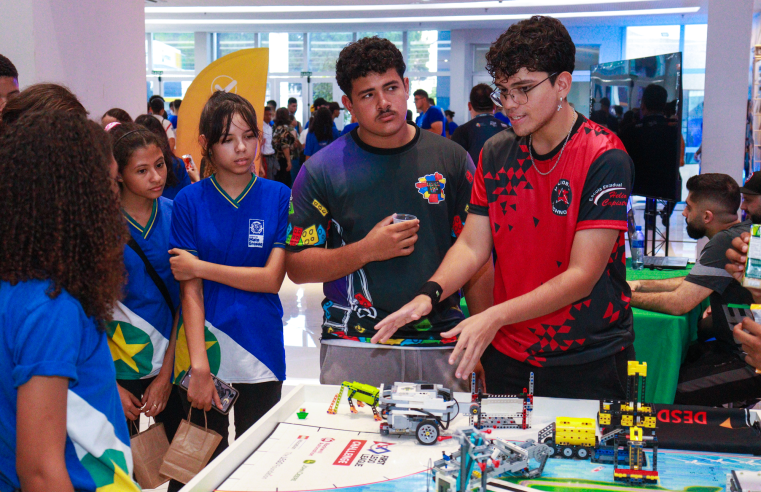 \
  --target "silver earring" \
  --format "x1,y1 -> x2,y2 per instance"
557,97 -> 563,112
